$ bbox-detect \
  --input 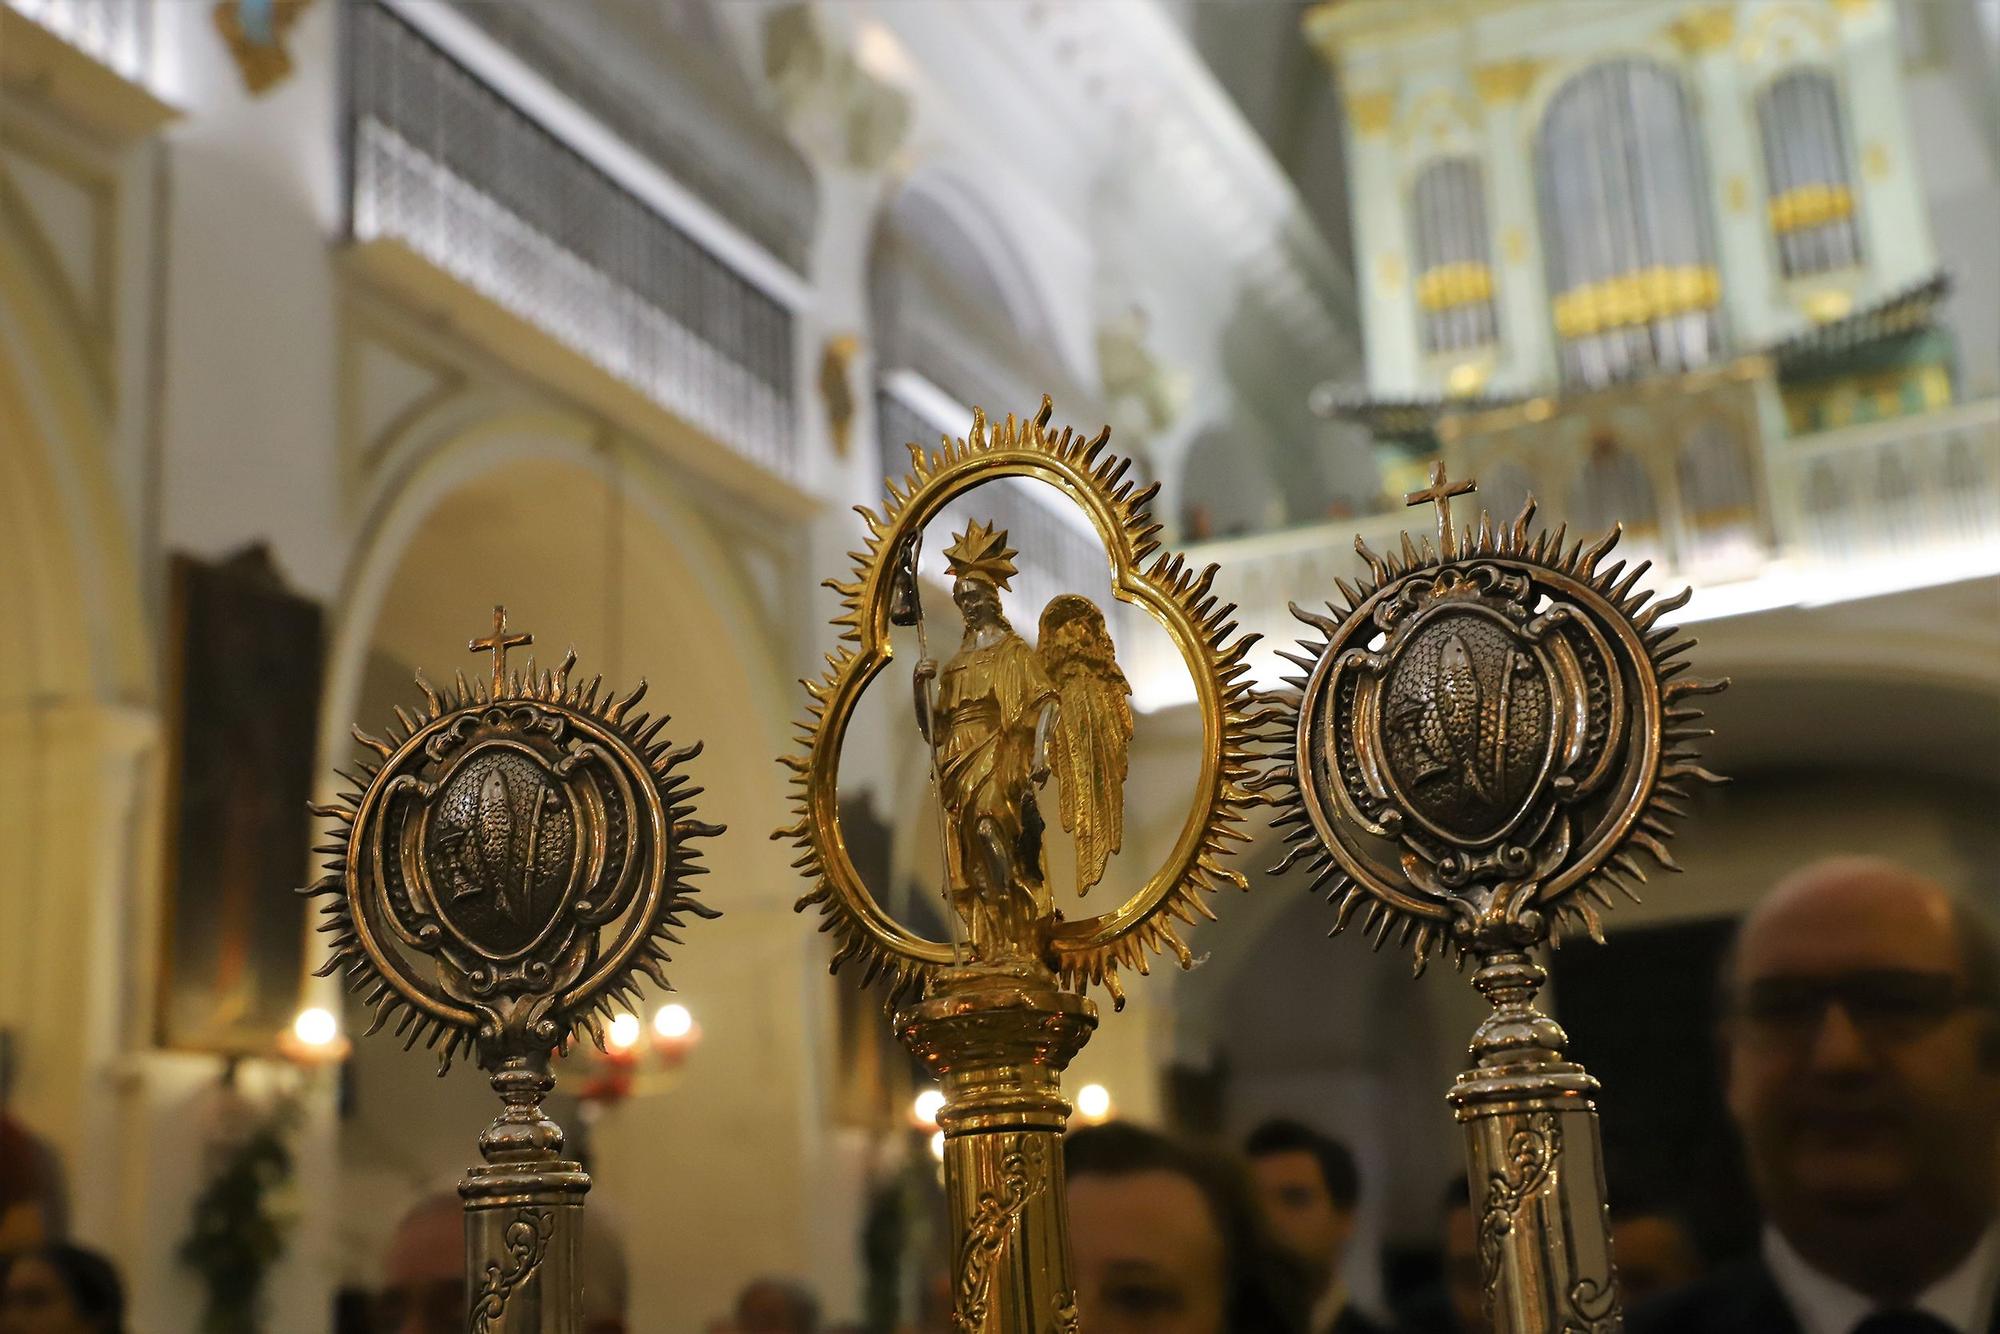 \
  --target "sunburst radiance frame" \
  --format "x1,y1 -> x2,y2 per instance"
779,397 -> 1267,1006
1262,487 -> 1728,969
306,624 -> 720,1071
